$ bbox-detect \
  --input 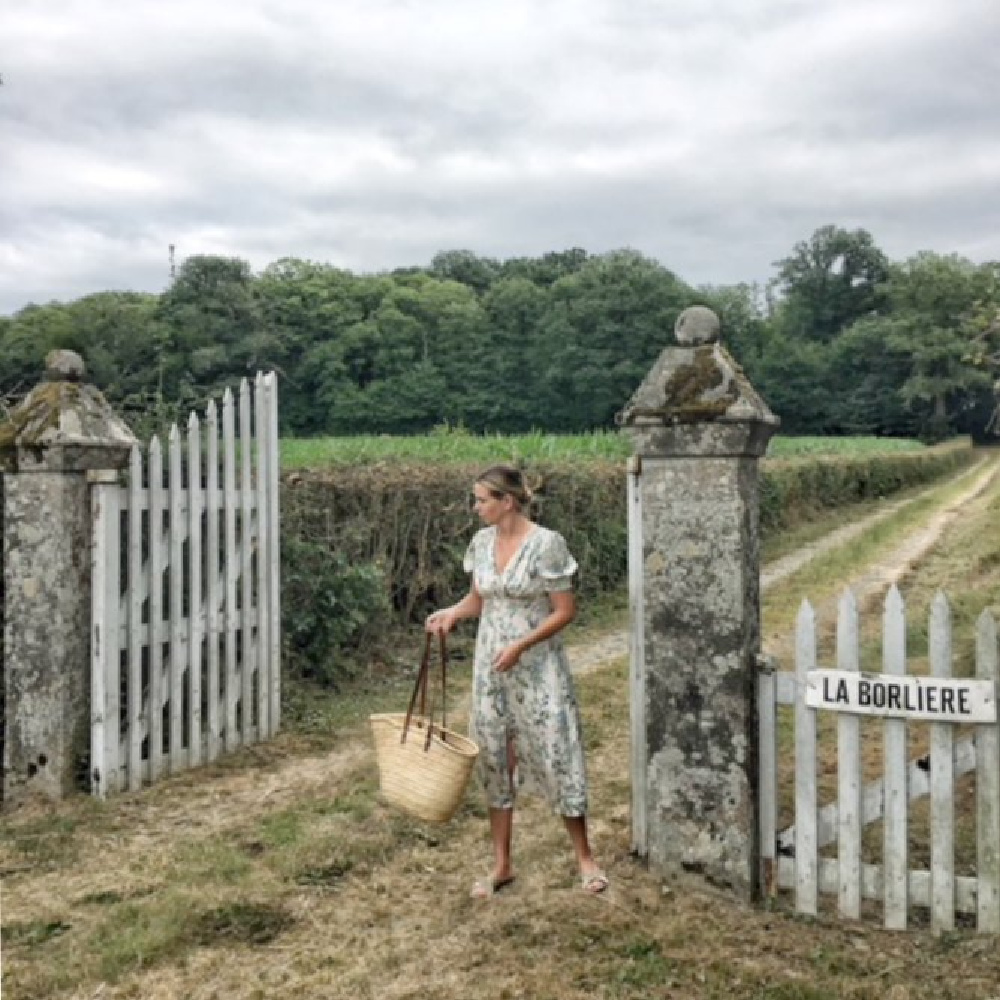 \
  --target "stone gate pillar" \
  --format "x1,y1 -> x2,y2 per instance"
618,306 -> 778,900
0,351 -> 136,806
